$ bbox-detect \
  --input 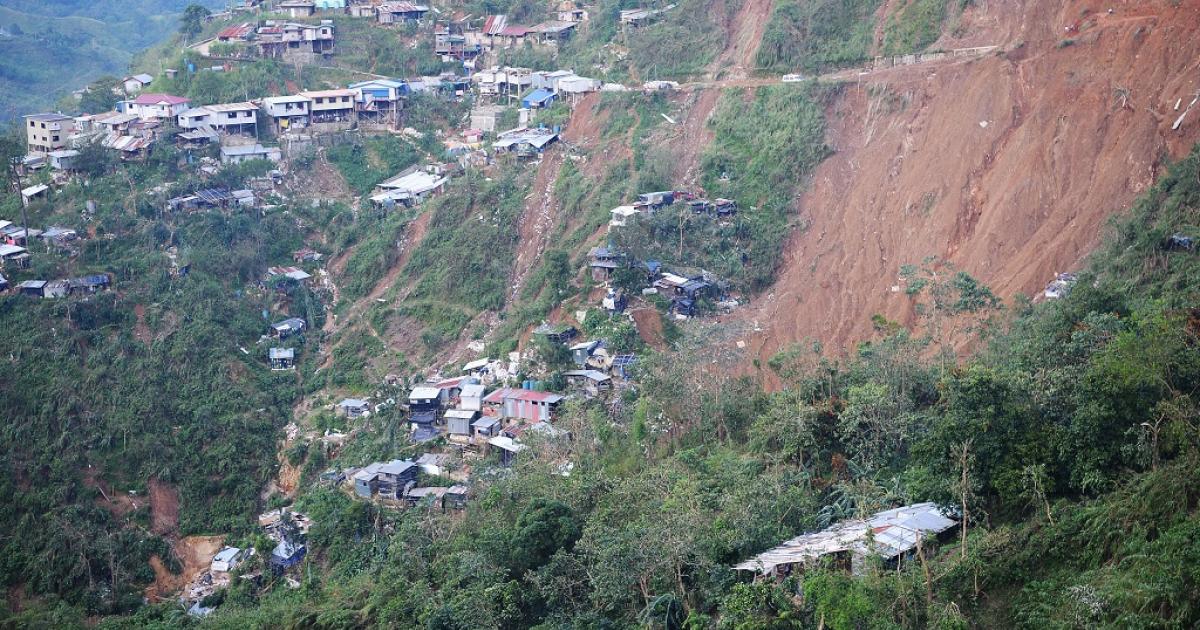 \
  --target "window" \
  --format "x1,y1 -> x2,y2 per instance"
52,136 -> 59,142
